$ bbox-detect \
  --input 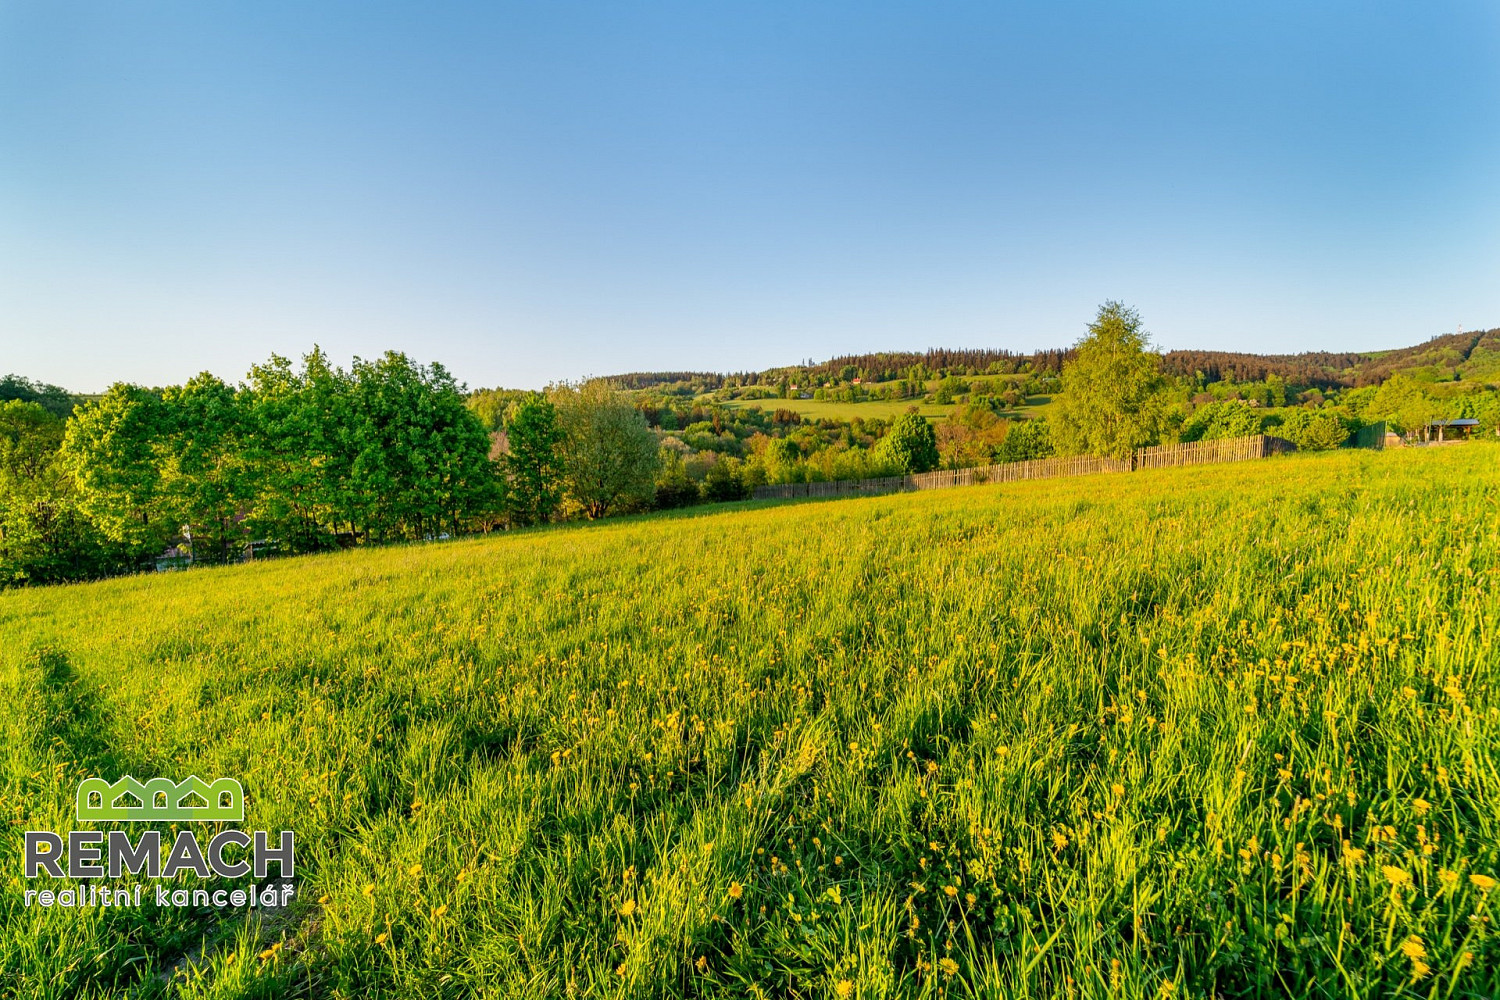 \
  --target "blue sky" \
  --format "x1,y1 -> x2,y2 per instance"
2,1 -> 1496,391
